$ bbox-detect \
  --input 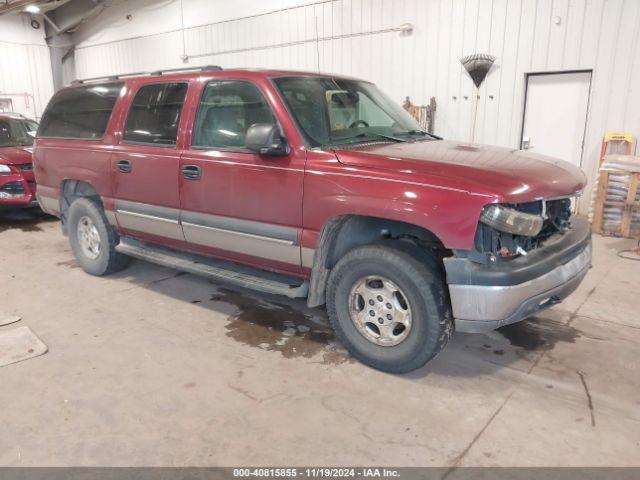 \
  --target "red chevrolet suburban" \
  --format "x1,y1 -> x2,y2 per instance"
34,66 -> 591,373
0,113 -> 39,211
